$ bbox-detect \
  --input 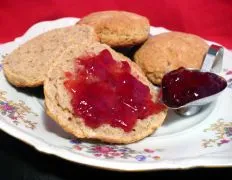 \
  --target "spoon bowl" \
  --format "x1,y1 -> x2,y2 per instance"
169,83 -> 227,116
162,44 -> 226,116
